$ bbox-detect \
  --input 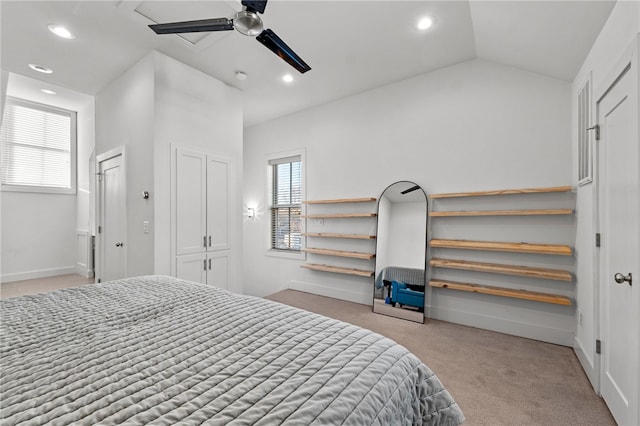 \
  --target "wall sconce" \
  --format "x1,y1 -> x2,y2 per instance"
247,207 -> 256,218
